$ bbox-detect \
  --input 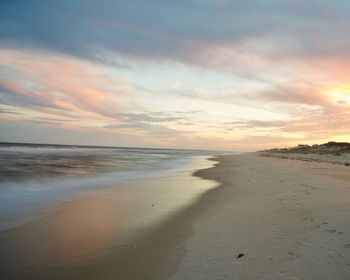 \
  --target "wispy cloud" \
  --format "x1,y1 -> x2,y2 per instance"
1,1 -> 350,149
0,49 -> 134,123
